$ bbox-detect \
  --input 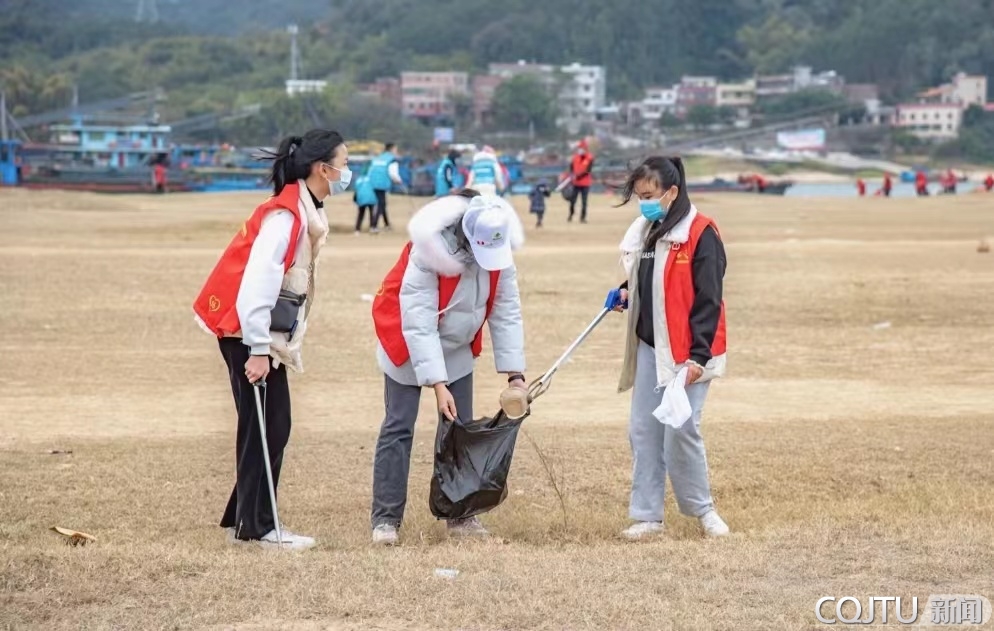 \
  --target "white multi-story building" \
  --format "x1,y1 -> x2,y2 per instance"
892,103 -> 963,139
485,60 -> 606,132
627,86 -> 678,124
285,79 -> 327,96
917,72 -> 988,109
716,79 -> 757,109
558,63 -> 607,131
896,72 -> 987,139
